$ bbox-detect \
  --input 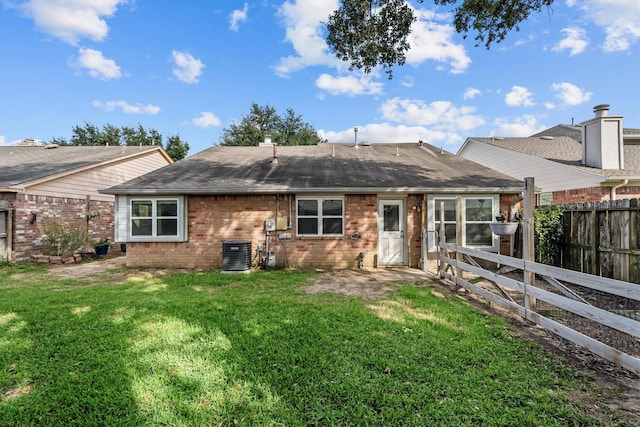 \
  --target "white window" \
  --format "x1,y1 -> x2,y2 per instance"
116,196 -> 186,242
297,197 -> 344,236
428,195 -> 498,251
